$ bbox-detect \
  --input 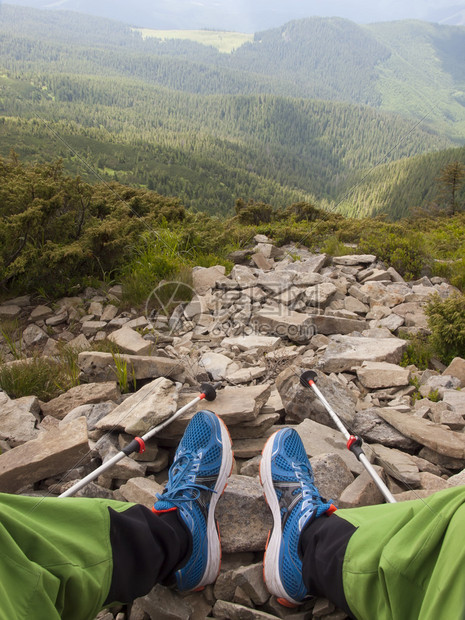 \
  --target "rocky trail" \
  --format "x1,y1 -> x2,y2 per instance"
1,236 -> 464,620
